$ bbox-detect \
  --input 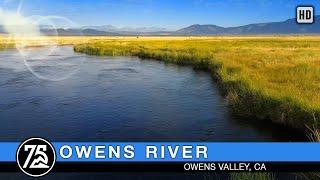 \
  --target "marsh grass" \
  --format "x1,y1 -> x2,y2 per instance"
74,37 -> 320,130
0,43 -> 13,50
230,173 -> 275,180
306,115 -> 320,142
301,173 -> 320,180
